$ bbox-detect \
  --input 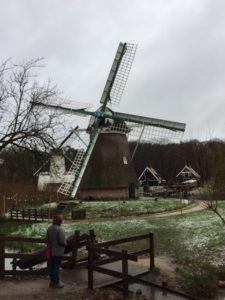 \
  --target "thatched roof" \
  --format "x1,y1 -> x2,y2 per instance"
80,132 -> 139,189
